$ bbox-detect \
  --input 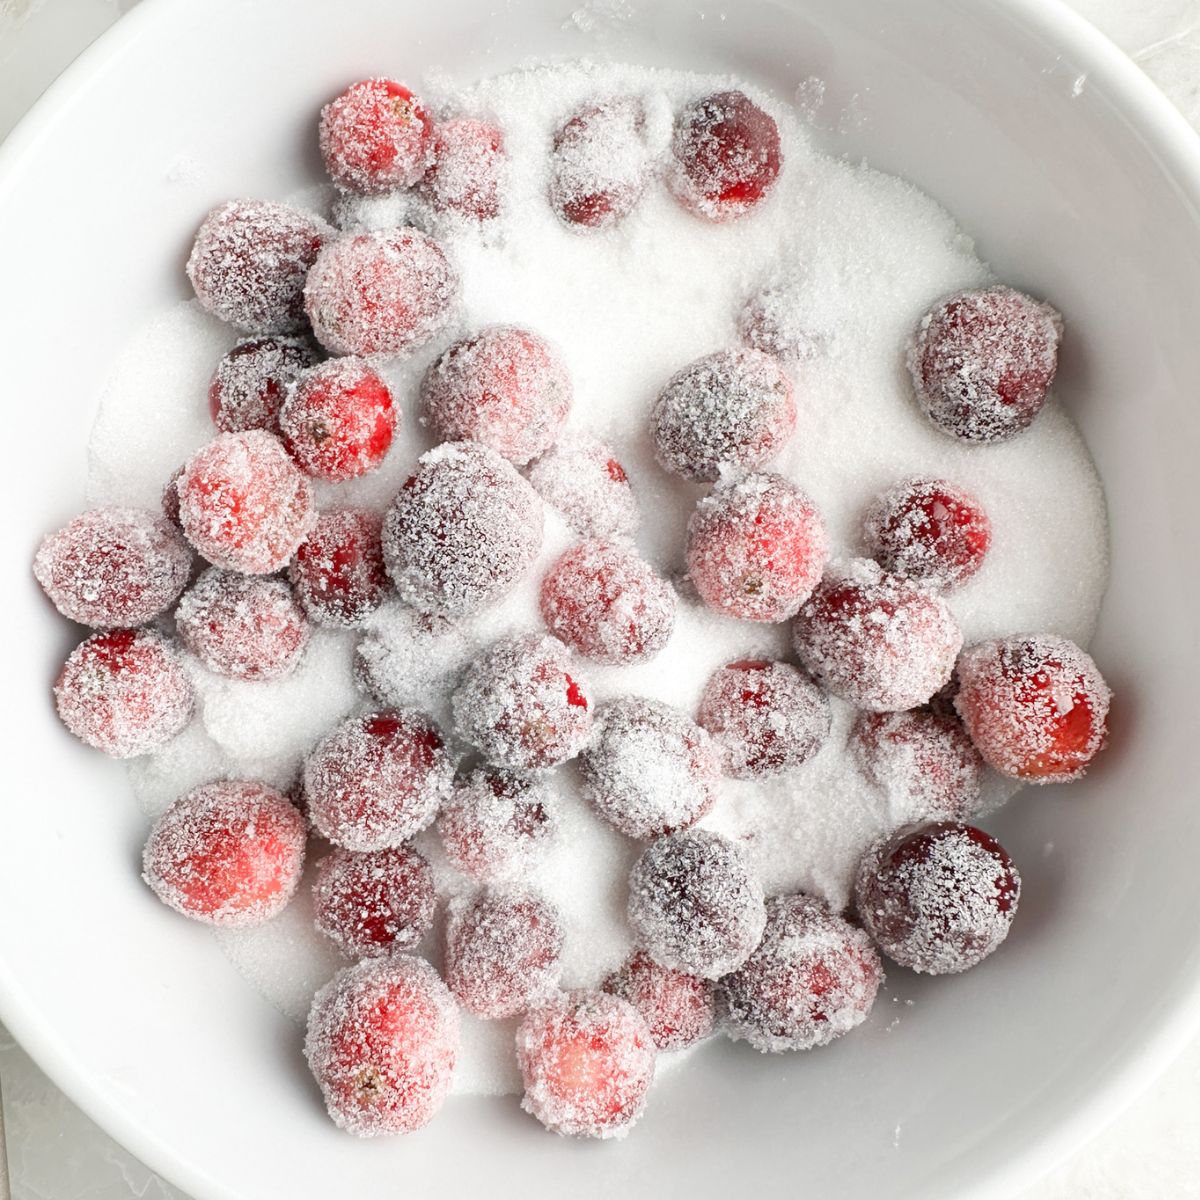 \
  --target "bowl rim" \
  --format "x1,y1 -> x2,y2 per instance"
3,0 -> 1200,1196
